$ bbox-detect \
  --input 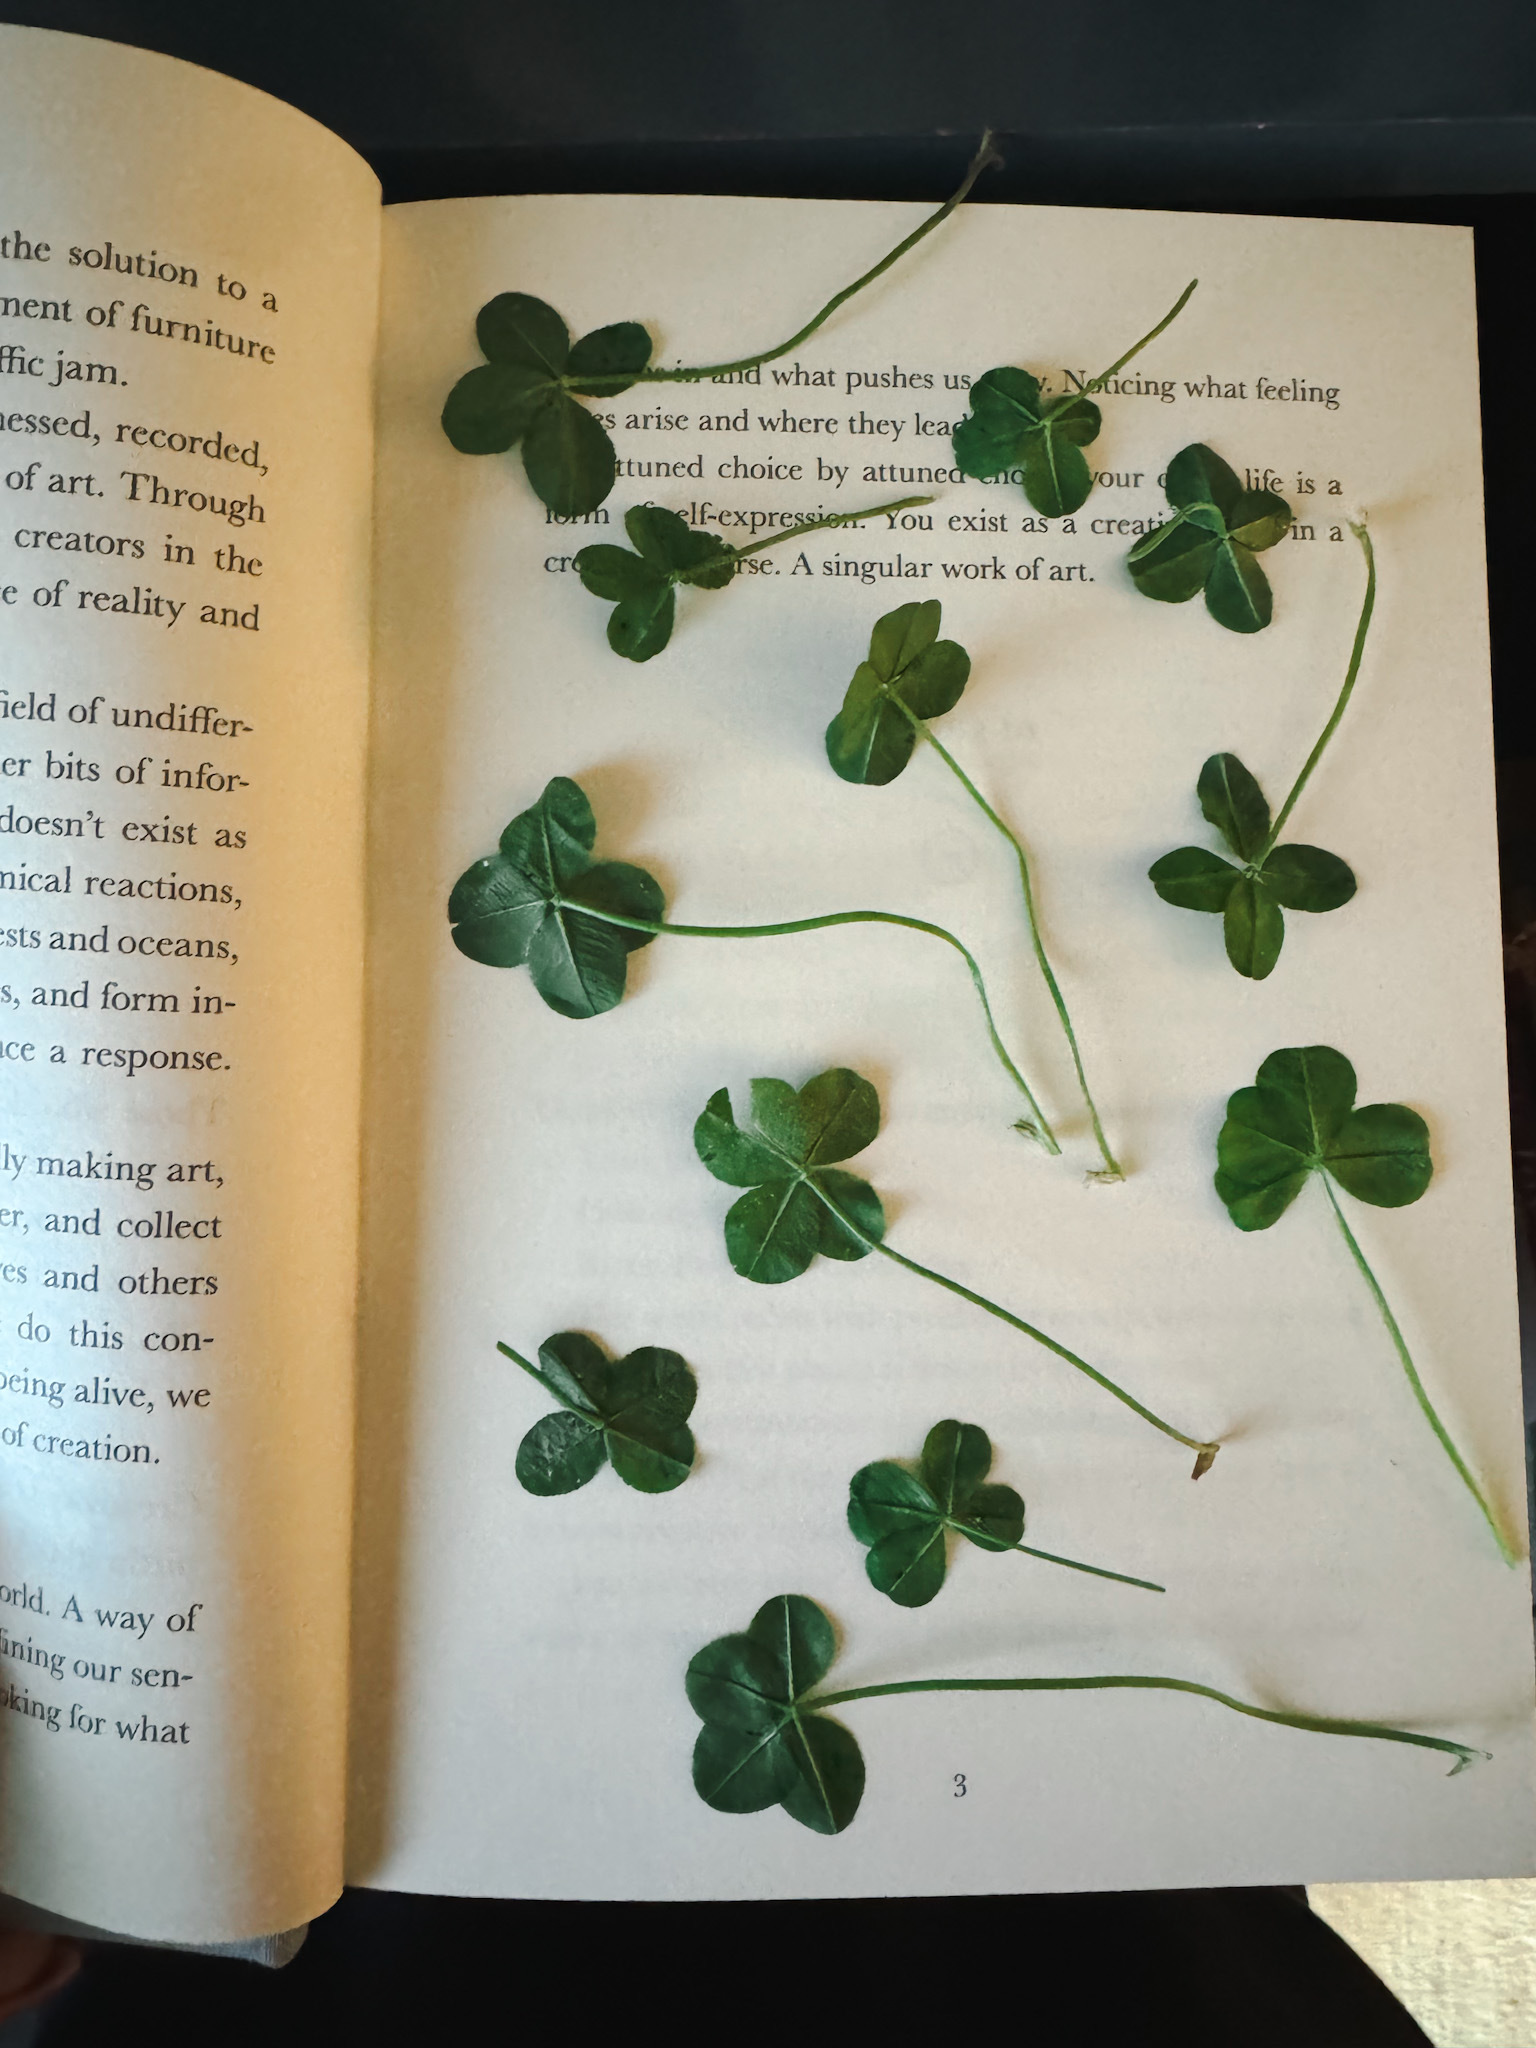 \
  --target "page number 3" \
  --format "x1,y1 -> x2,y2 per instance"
953,1772 -> 967,1798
